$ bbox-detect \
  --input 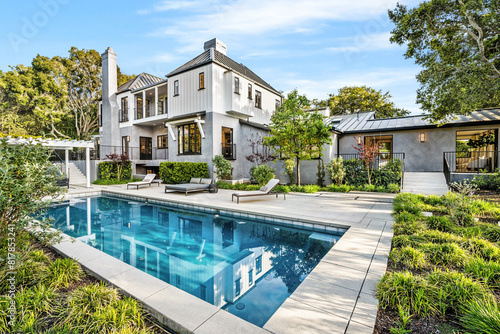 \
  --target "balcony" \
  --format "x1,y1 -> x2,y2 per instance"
157,100 -> 168,116
222,143 -> 236,160
119,108 -> 129,122
99,145 -> 168,161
